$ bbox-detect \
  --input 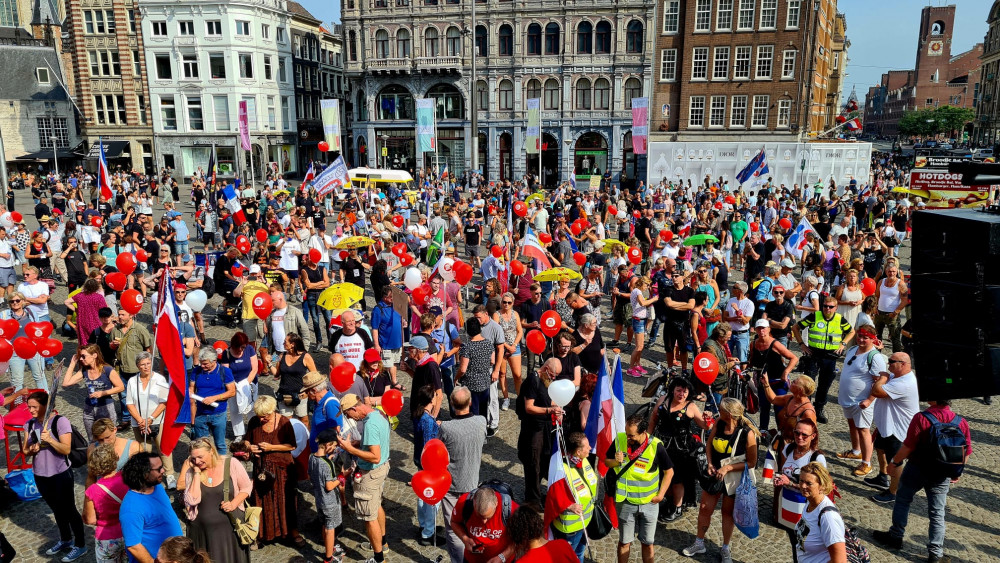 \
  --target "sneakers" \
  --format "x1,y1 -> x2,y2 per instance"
871,491 -> 896,504
165,474 -> 177,490
486,427 -> 497,437
872,529 -> 903,549
663,505 -> 683,522
61,546 -> 88,563
501,398 -> 510,411
864,473 -> 890,490
627,366 -> 644,378
45,541 -> 72,556
837,450 -> 862,460
682,540 -> 707,557
719,546 -> 733,563
815,410 -> 828,423
853,462 -> 873,476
